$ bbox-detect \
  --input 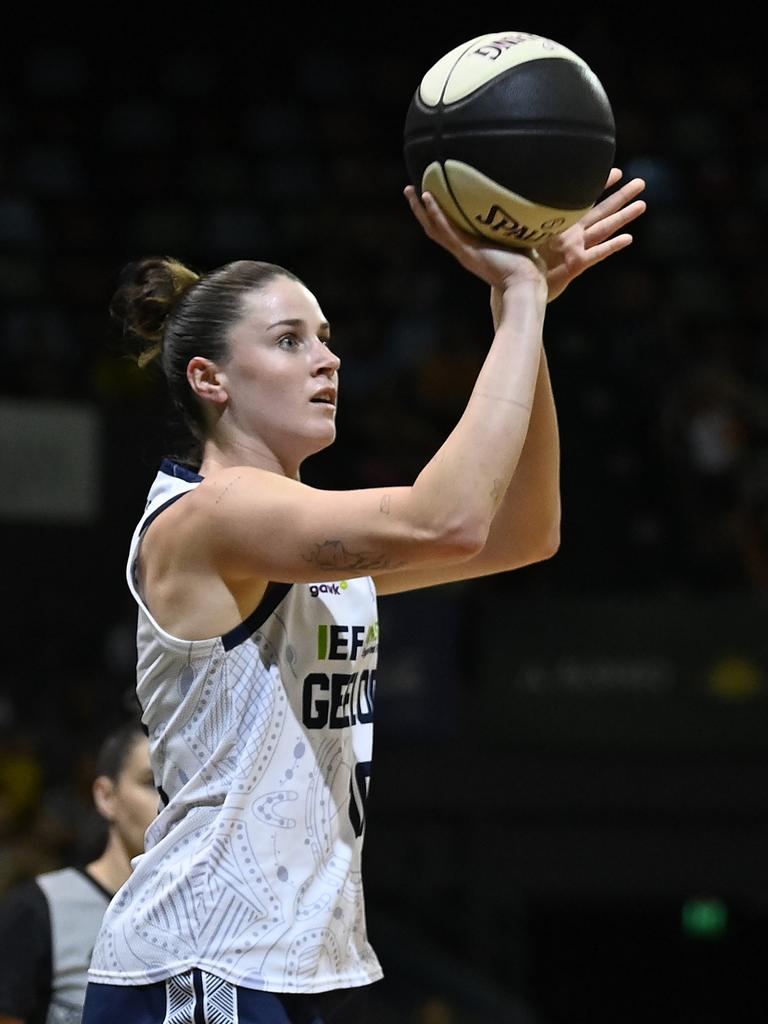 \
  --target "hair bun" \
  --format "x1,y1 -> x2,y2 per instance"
111,257 -> 201,367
